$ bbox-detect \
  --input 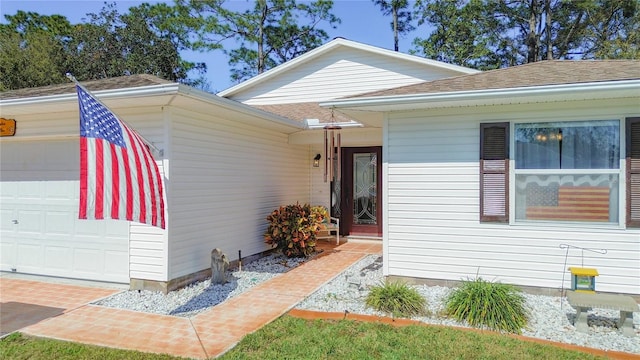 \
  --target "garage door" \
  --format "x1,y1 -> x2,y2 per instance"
0,139 -> 130,283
